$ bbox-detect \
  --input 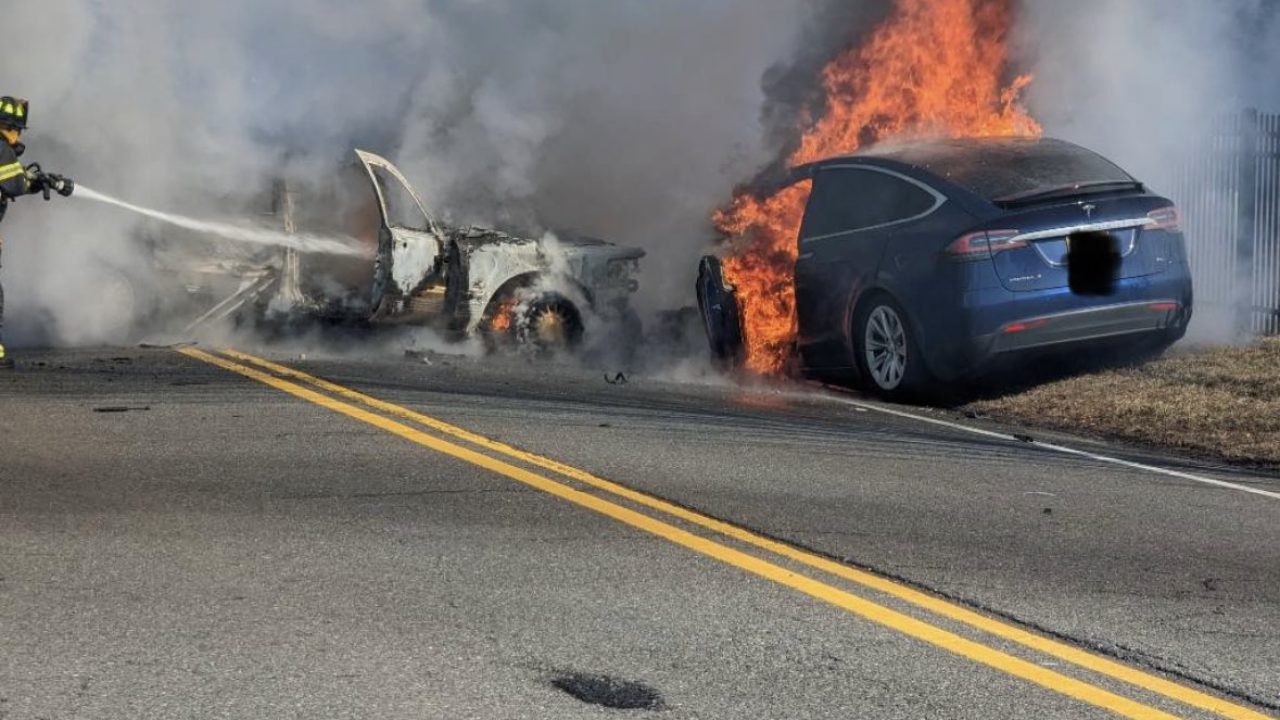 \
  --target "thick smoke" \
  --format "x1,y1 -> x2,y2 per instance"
1018,0 -> 1280,341
389,2 -> 816,313
5,1 -> 1275,350
756,1 -> 893,175
0,1 -> 818,346
1018,0 -> 1280,183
